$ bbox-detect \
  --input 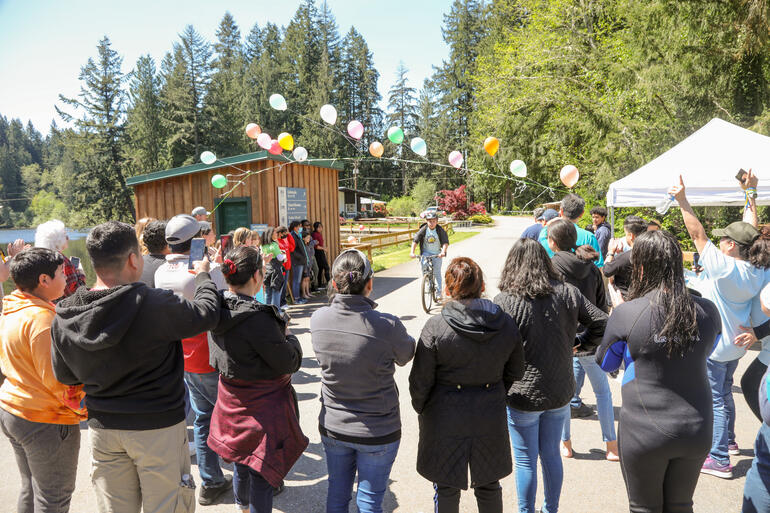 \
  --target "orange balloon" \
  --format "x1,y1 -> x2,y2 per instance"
483,137 -> 499,157
560,165 -> 580,188
245,123 -> 261,139
369,141 -> 384,158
